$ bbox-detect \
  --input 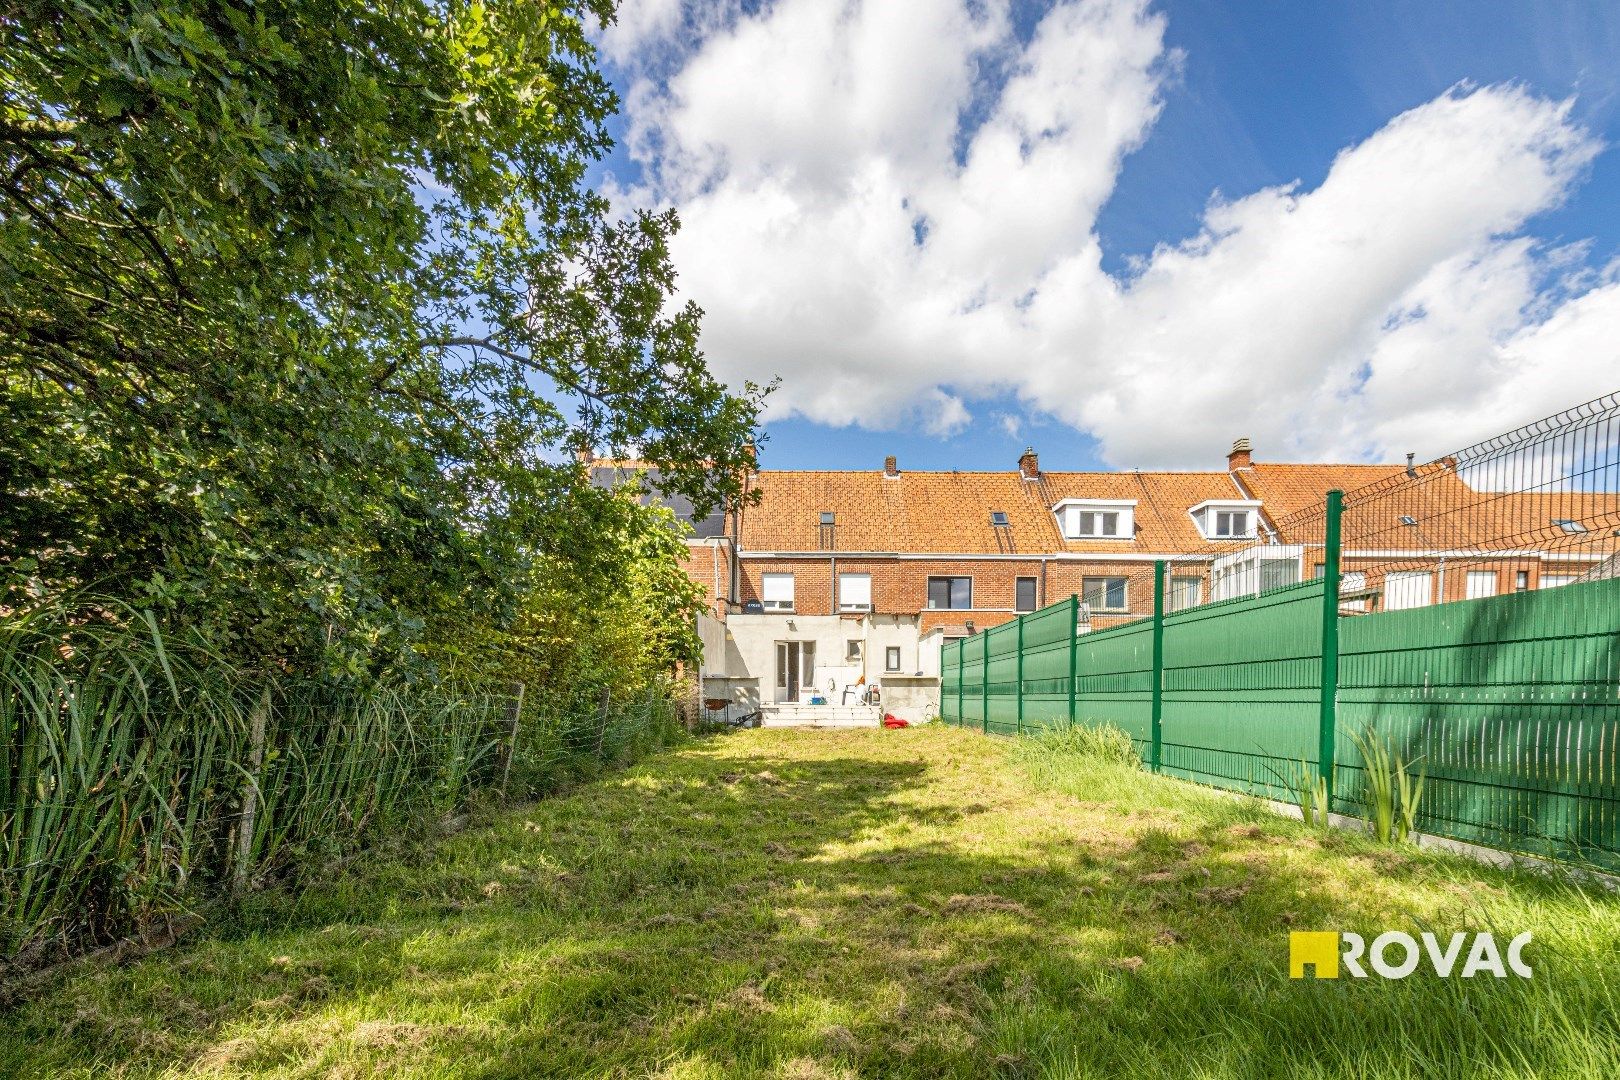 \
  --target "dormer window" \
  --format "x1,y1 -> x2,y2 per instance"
1214,510 -> 1248,538
1052,499 -> 1137,541
1190,500 -> 1262,541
